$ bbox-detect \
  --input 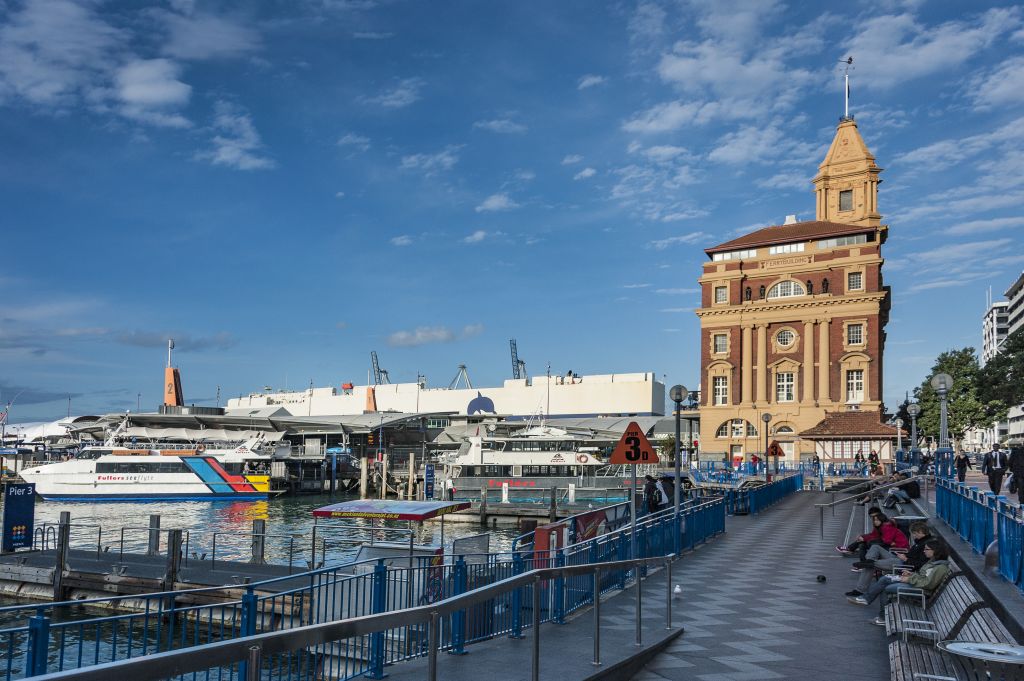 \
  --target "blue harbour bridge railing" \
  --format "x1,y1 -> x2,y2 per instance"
1,473 -> 804,681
